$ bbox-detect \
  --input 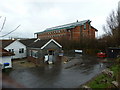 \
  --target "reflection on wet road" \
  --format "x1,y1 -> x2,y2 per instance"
9,54 -> 113,88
